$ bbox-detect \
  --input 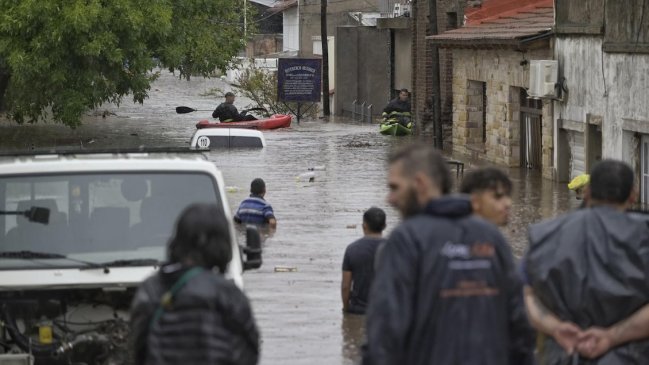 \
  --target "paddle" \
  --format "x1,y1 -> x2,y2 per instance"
176,106 -> 213,114
244,107 -> 269,114
176,106 -> 268,114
